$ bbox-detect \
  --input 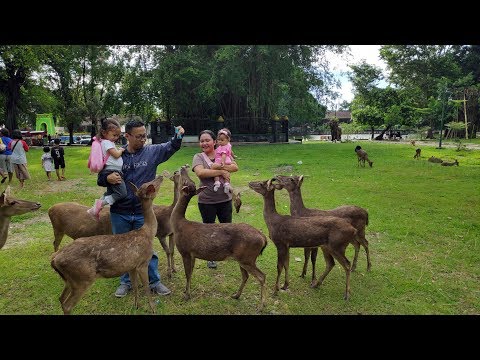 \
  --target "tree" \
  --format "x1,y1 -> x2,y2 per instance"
0,45 -> 43,130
